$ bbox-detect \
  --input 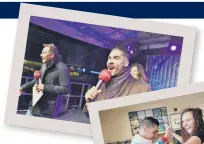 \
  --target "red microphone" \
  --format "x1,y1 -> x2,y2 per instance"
96,69 -> 112,89
86,69 -> 111,103
34,70 -> 41,85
